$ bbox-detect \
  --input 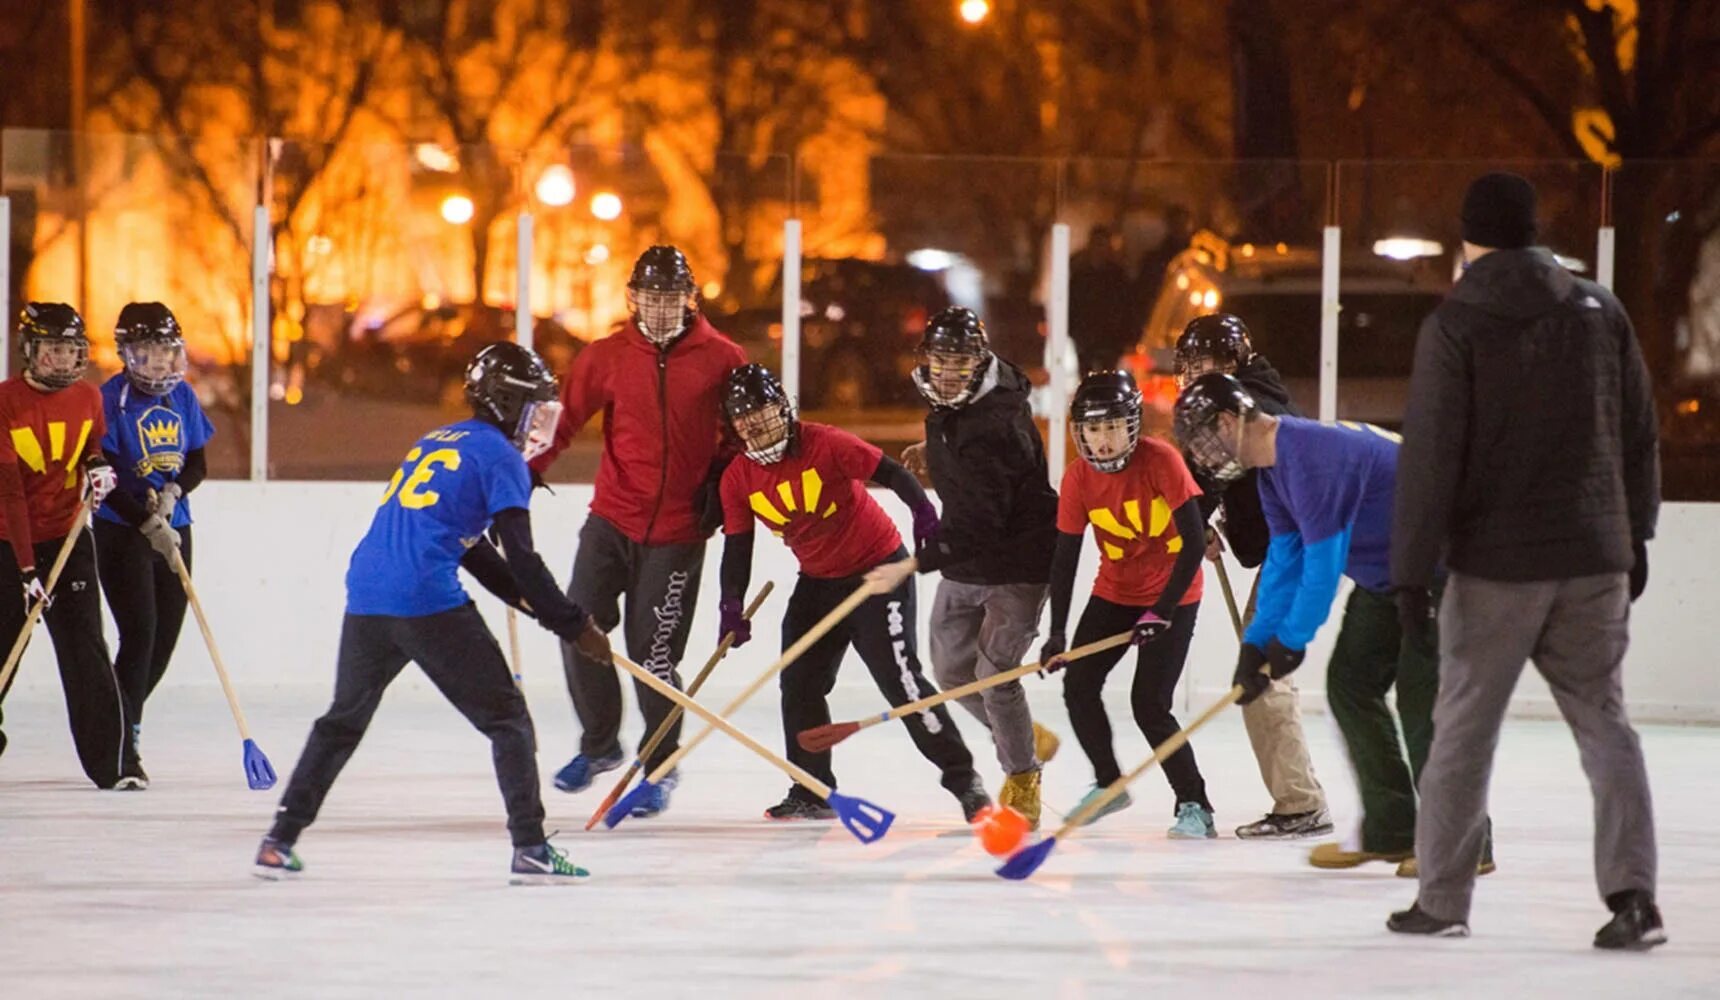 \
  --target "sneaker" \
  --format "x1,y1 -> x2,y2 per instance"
764,788 -> 836,821
1309,842 -> 1412,869
253,837 -> 304,880
1236,808 -> 1333,840
1595,891 -> 1667,951
628,769 -> 679,818
1071,785 -> 1133,827
510,840 -> 590,885
999,769 -> 1042,830
955,776 -> 993,823
1032,722 -> 1061,765
1395,855 -> 1498,879
1167,801 -> 1217,840
113,774 -> 149,791
1387,902 -> 1470,938
553,749 -> 625,793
